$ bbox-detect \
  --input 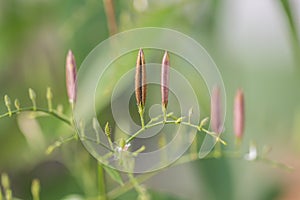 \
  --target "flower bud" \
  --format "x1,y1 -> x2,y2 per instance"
31,179 -> 40,200
46,87 -> 53,112
14,99 -> 20,111
135,48 -> 146,107
29,88 -> 37,111
66,50 -> 77,105
29,88 -> 36,101
105,122 -> 111,138
210,85 -> 223,134
161,51 -> 170,109
199,117 -> 209,128
119,138 -> 126,149
1,173 -> 10,190
234,89 -> 245,139
4,95 -> 12,116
